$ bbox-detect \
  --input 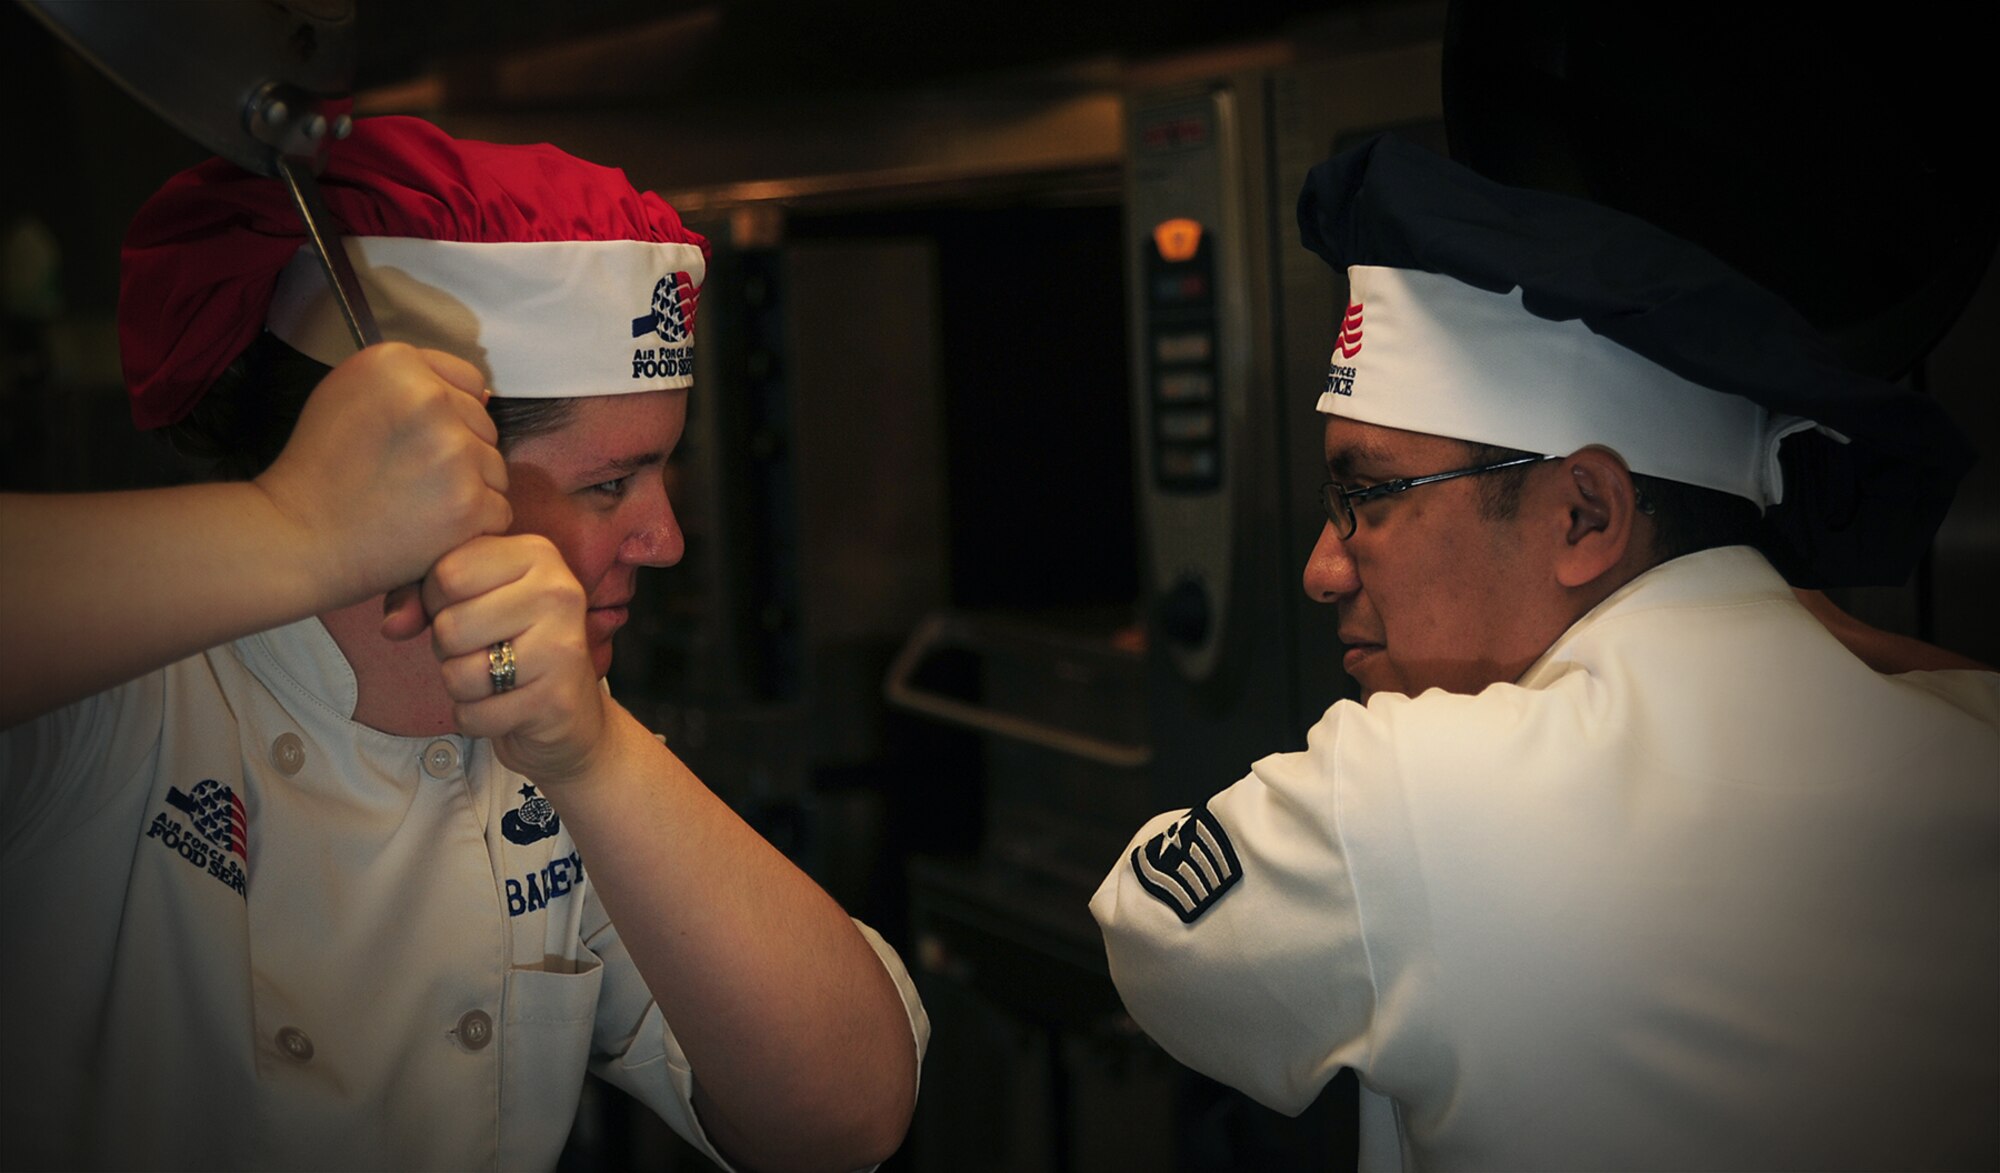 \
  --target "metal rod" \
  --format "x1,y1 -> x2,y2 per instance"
884,613 -> 1154,769
276,154 -> 381,348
